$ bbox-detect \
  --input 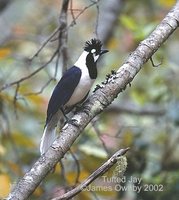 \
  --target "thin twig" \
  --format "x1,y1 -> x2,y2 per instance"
29,27 -> 60,61
0,0 -> 98,93
69,149 -> 80,185
0,0 -> 70,93
94,1 -> 100,38
150,56 -> 163,67
29,0 -> 69,62
69,0 -> 76,24
59,160 -> 68,186
55,41 -> 61,78
69,1 -> 100,28
24,78 -> 54,96
106,103 -> 166,116
51,148 -> 129,200
13,83 -> 20,119
30,0 -> 69,61
0,49 -> 58,92
68,2 -> 97,27
51,1 -> 100,42
91,119 -> 110,156
59,0 -> 69,74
